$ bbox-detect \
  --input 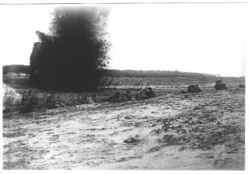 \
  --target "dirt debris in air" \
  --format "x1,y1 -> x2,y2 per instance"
3,88 -> 245,170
